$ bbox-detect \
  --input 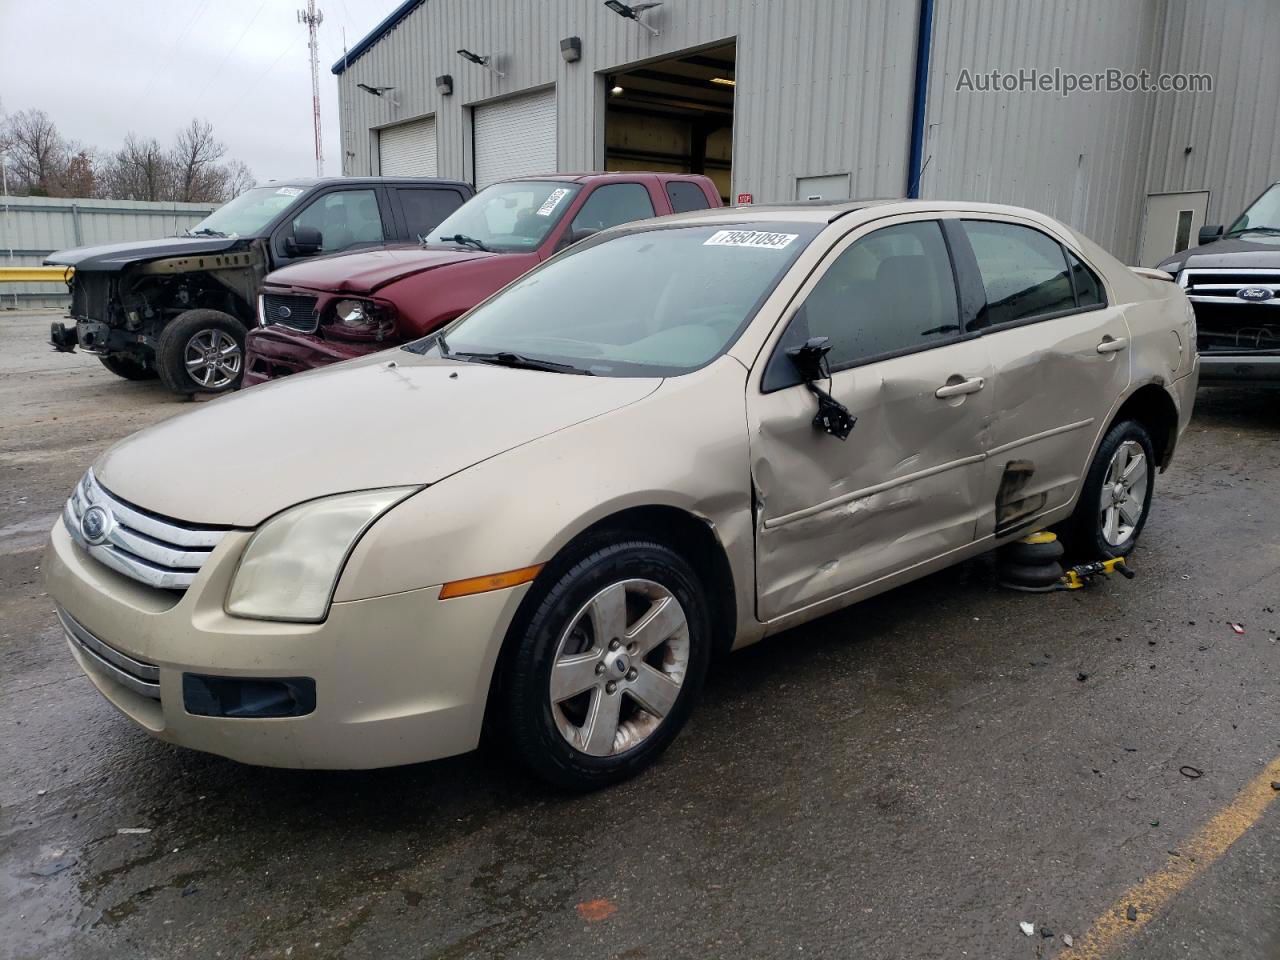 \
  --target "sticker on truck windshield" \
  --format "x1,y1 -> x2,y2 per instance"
703,230 -> 799,249
536,188 -> 571,216
275,187 -> 304,197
